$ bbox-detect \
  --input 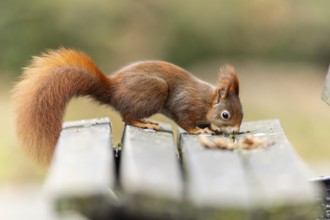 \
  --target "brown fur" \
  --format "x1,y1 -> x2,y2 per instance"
12,48 -> 243,164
